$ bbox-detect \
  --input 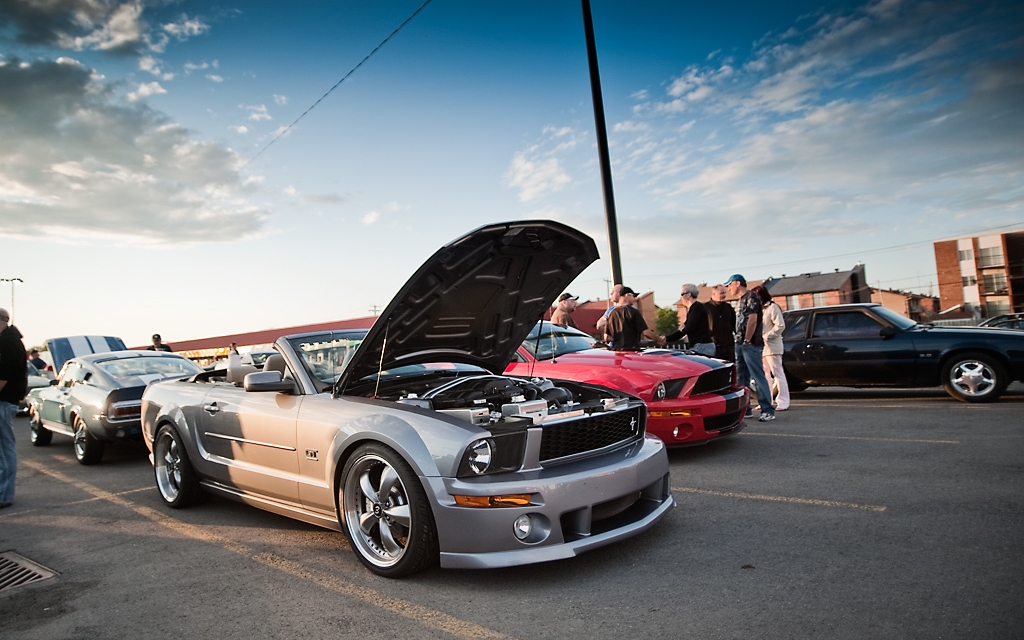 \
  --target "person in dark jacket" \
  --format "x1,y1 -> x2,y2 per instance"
0,307 -> 28,508
664,283 -> 715,356
706,284 -> 736,361
605,287 -> 665,351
